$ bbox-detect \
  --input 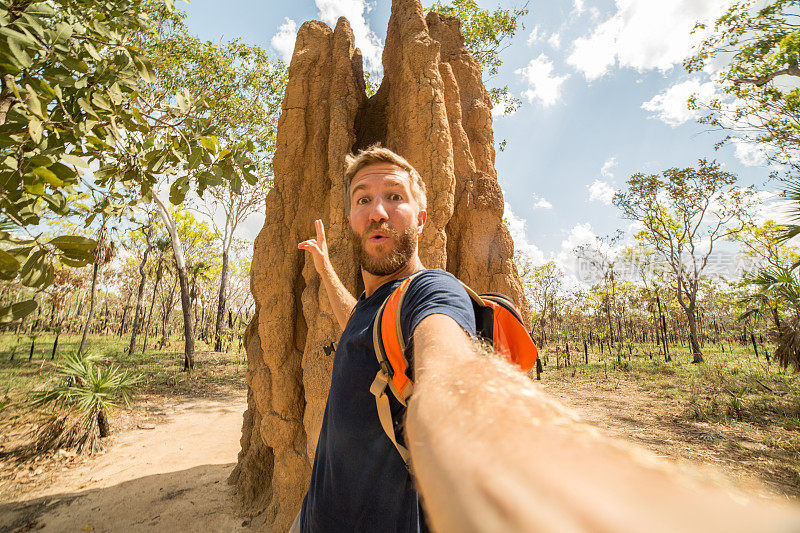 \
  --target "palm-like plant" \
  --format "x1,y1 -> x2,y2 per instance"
29,352 -> 139,454
741,266 -> 800,369
781,179 -> 800,243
